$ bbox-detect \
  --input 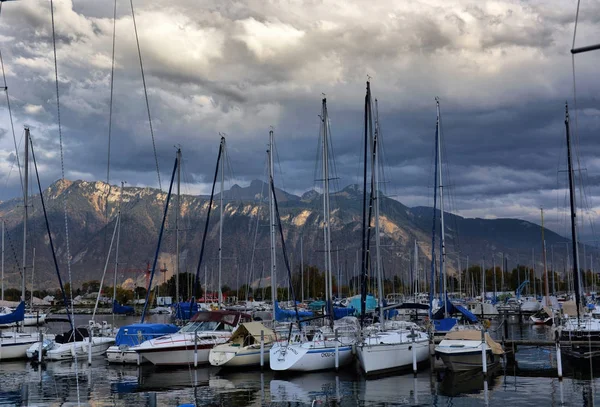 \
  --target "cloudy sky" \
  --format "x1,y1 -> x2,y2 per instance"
0,0 -> 599,238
